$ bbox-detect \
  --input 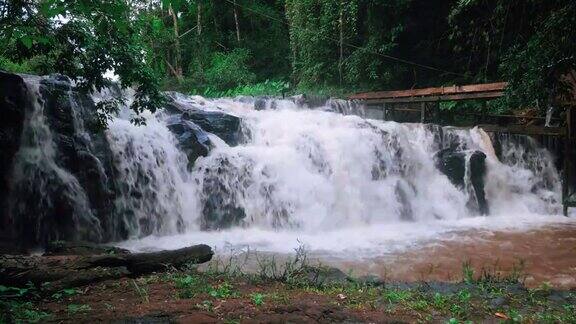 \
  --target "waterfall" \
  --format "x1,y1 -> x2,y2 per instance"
0,73 -> 566,250
7,76 -> 102,244
108,95 -> 562,233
